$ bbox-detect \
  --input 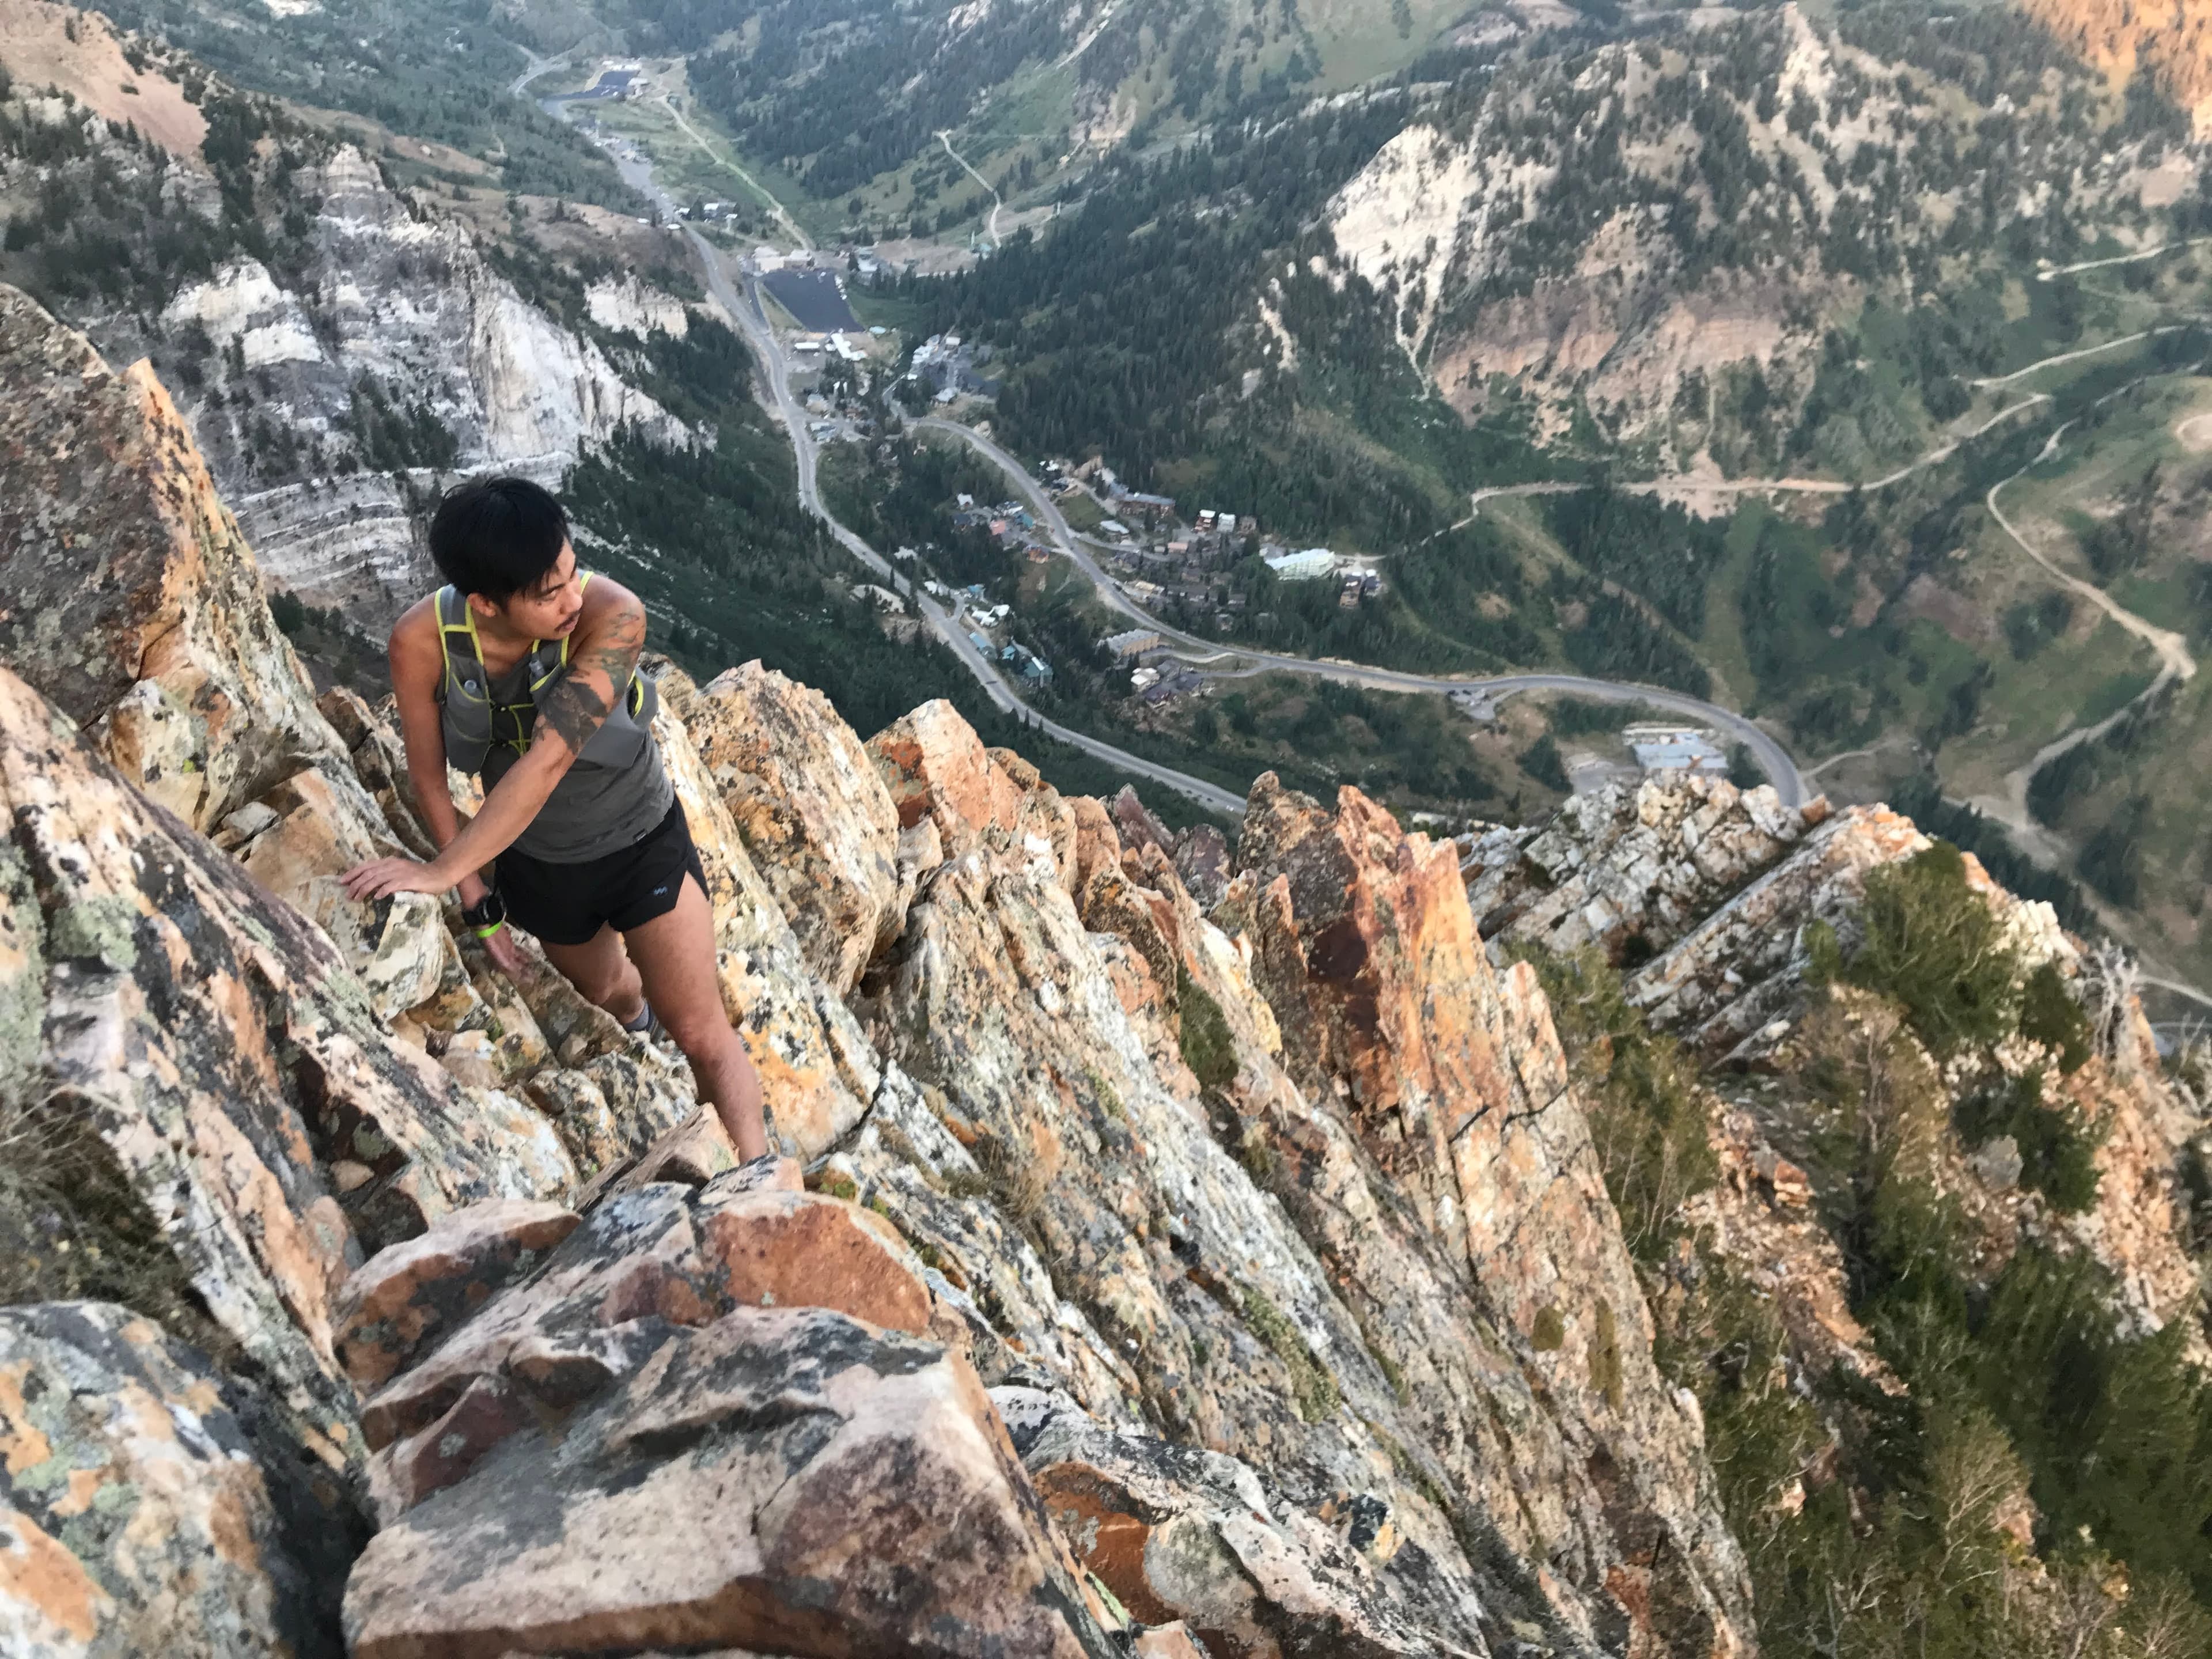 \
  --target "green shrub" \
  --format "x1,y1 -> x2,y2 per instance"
1519,734 -> 1569,791
0,1094 -> 224,1355
1956,1070 -> 2103,1214
1175,965 -> 1239,1092
1974,1247 -> 2212,1603
1846,842 -> 2021,1055
2016,961 -> 2092,1074
1512,945 -> 1715,1262
1590,1300 -> 1624,1410
1240,1286 -> 1340,1422
1803,917 -> 1842,985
